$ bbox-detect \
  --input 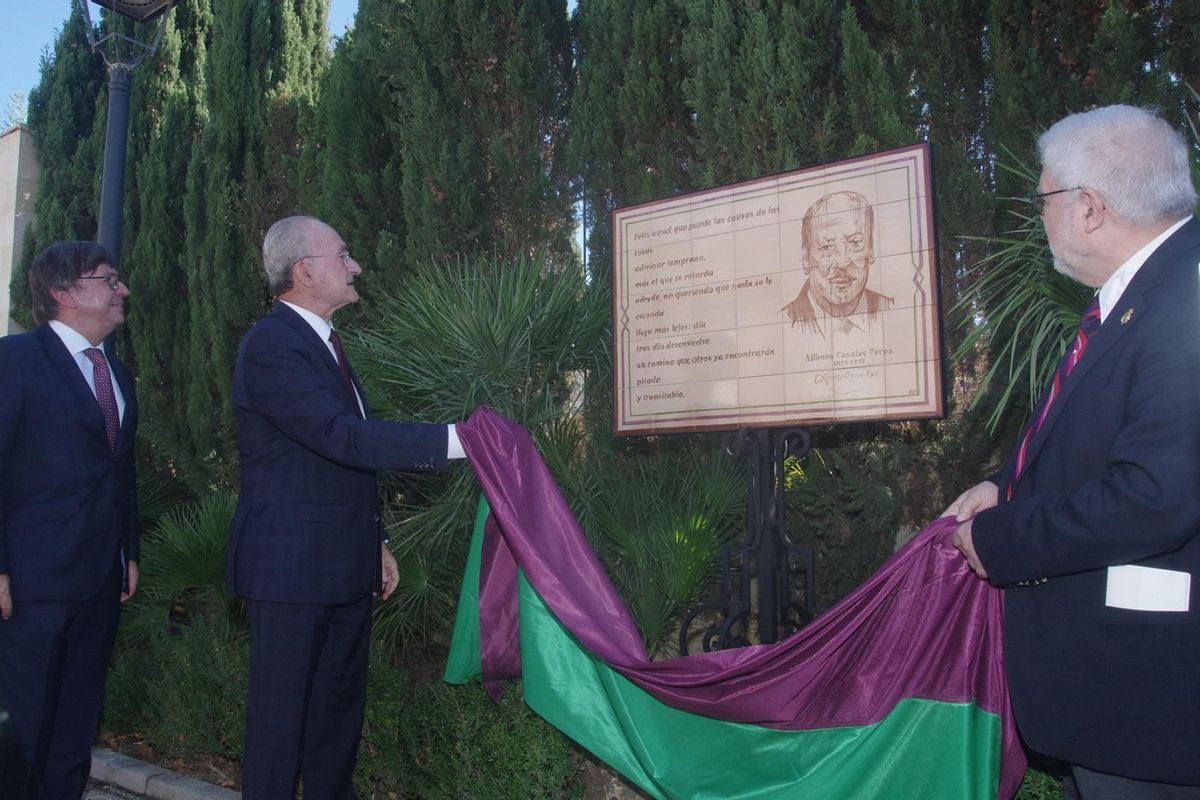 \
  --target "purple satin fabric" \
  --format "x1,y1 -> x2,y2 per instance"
460,408 -> 1025,796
